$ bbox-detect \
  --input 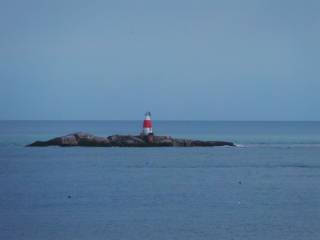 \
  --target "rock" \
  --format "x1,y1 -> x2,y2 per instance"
27,132 -> 235,147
